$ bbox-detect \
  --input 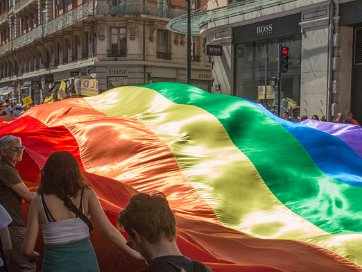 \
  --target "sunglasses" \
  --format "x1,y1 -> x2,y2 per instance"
8,146 -> 26,152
